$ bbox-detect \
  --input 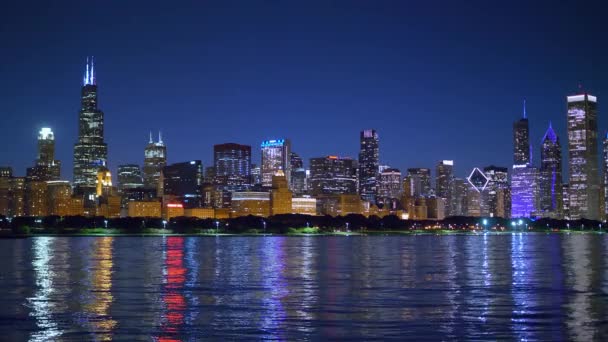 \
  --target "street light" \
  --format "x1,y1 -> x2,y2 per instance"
482,219 -> 488,229
262,220 -> 267,234
346,222 -> 350,231
162,220 -> 167,229
104,220 -> 108,229
215,221 -> 219,234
